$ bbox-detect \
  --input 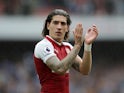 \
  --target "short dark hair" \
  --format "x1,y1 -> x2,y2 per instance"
42,9 -> 72,41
